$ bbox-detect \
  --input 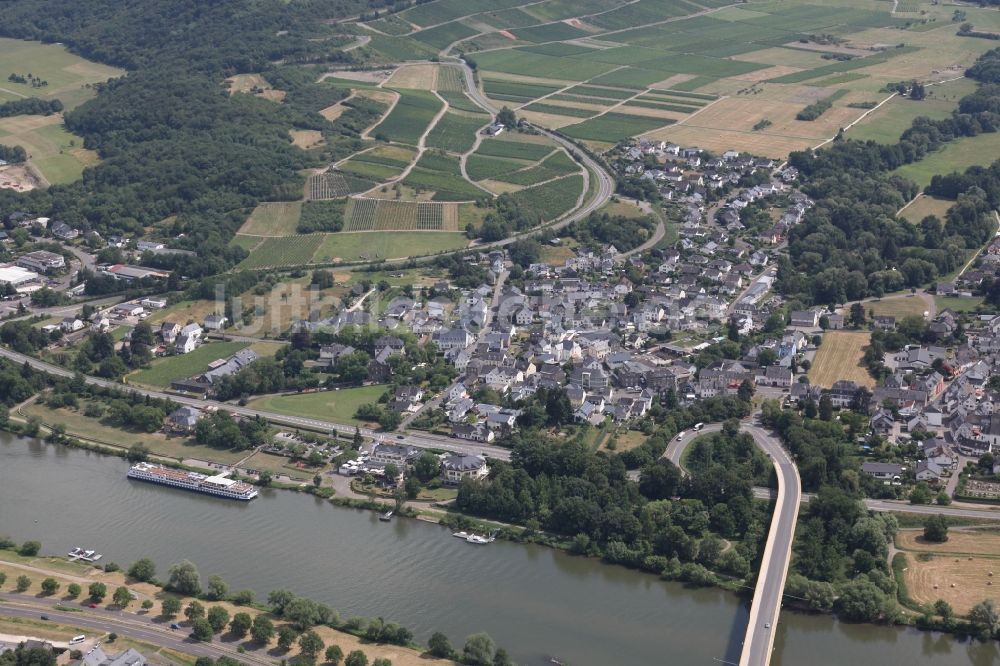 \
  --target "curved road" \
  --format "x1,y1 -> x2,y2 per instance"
0,594 -> 269,665
0,346 -> 511,462
452,61 -> 616,240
